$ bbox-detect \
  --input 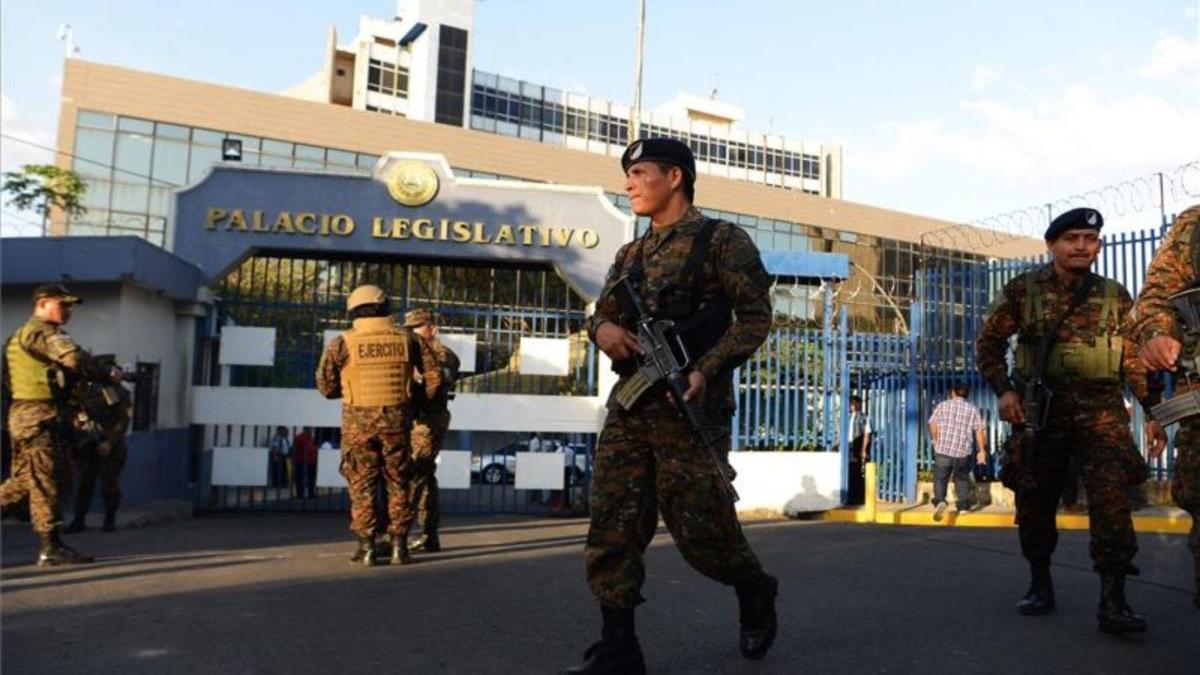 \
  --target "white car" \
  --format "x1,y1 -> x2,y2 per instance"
471,442 -> 589,486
